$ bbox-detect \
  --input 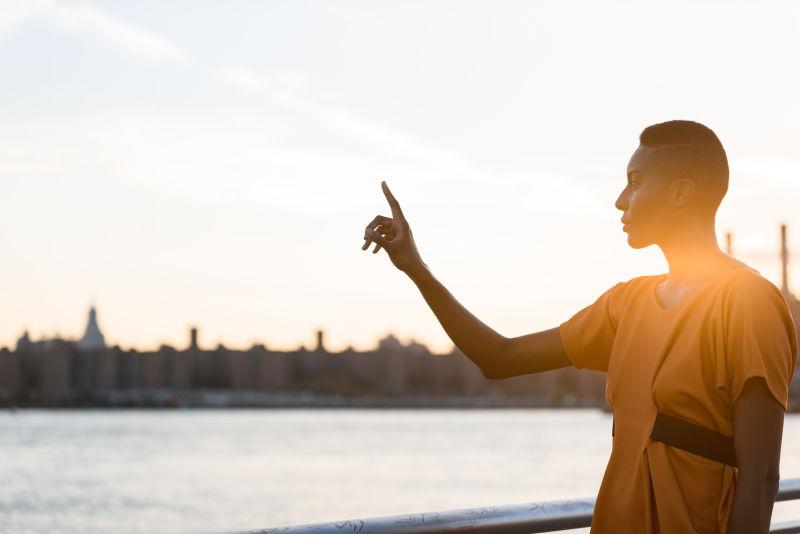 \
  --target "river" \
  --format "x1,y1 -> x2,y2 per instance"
2,408 -> 799,533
